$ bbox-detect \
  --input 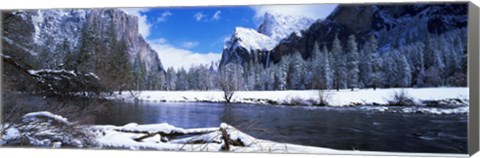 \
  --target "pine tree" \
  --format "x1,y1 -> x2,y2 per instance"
396,54 -> 412,87
265,63 -> 275,90
277,56 -> 290,90
76,21 -> 99,72
346,35 -> 359,91
61,38 -> 76,70
332,35 -> 346,91
115,40 -> 133,91
310,42 -> 323,89
414,43 -> 426,87
423,31 -> 434,70
365,35 -> 382,90
382,52 -> 393,87
291,52 -> 306,90
321,45 -> 333,89
133,54 -> 147,90
165,67 -> 177,90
